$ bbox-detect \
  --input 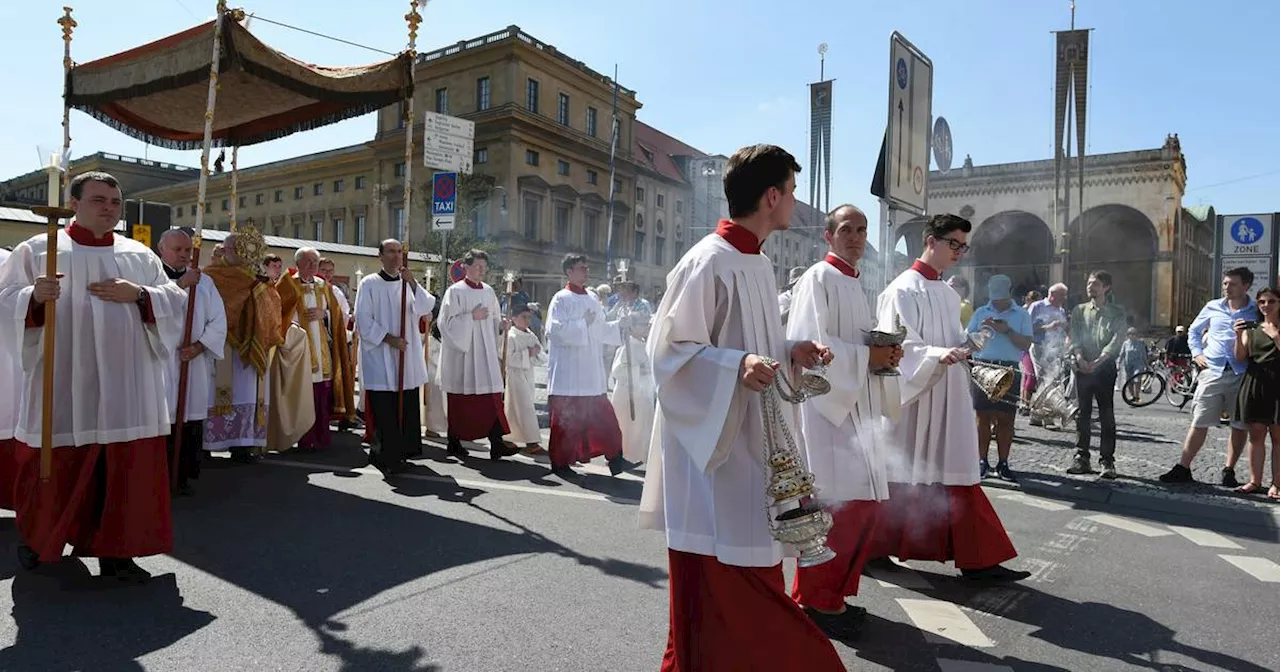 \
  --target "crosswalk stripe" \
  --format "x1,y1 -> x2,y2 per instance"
1083,514 -> 1174,538
896,598 -> 995,648
1218,555 -> 1280,582
1167,526 -> 1243,549
996,493 -> 1071,511
936,659 -> 1015,672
